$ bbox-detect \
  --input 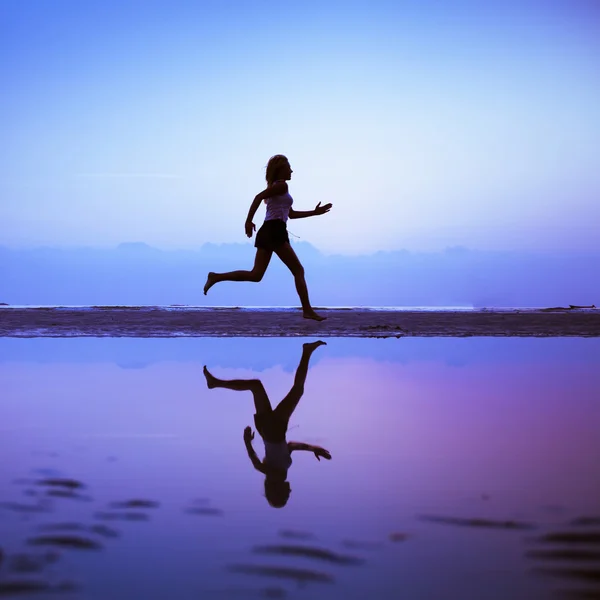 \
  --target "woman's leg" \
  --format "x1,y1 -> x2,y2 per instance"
203,366 -> 272,414
204,248 -> 273,295
274,243 -> 325,321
